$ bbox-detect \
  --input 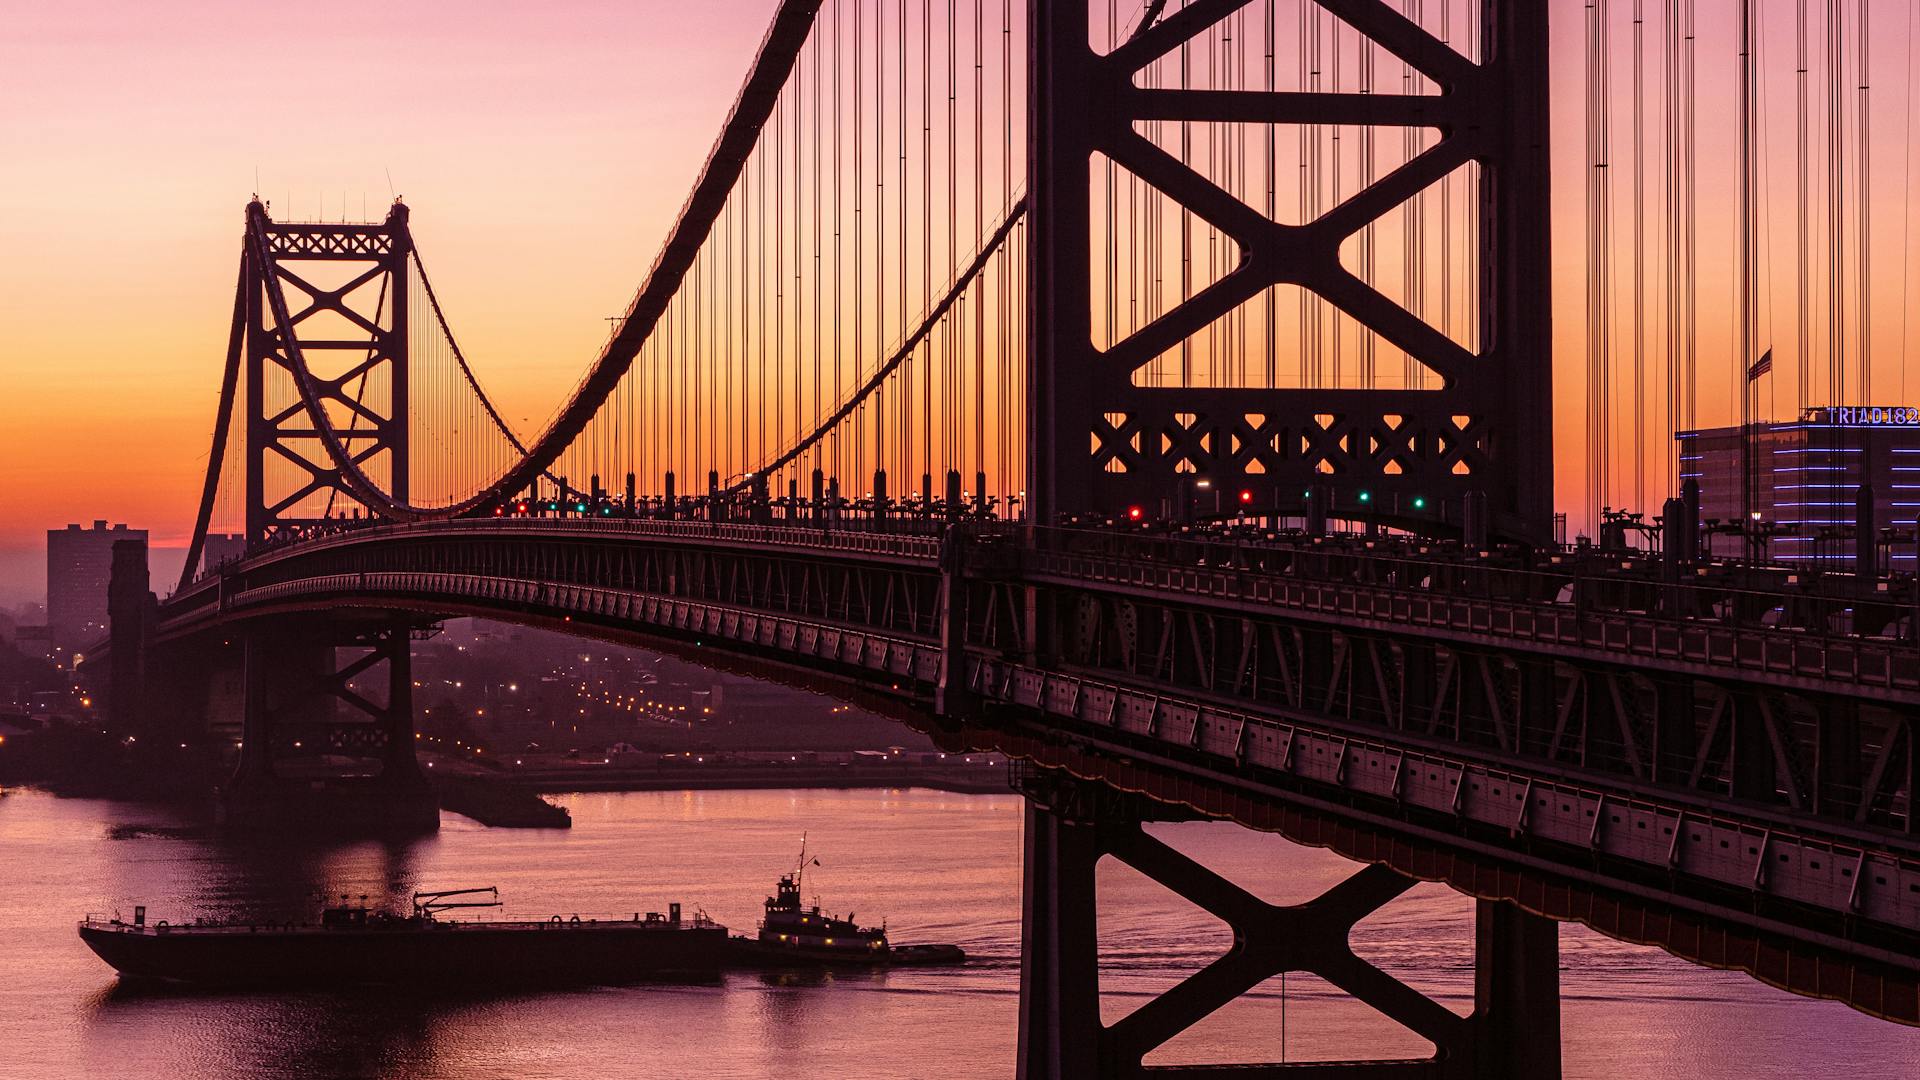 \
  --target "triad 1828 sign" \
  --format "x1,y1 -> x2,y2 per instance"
1802,406 -> 1920,428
